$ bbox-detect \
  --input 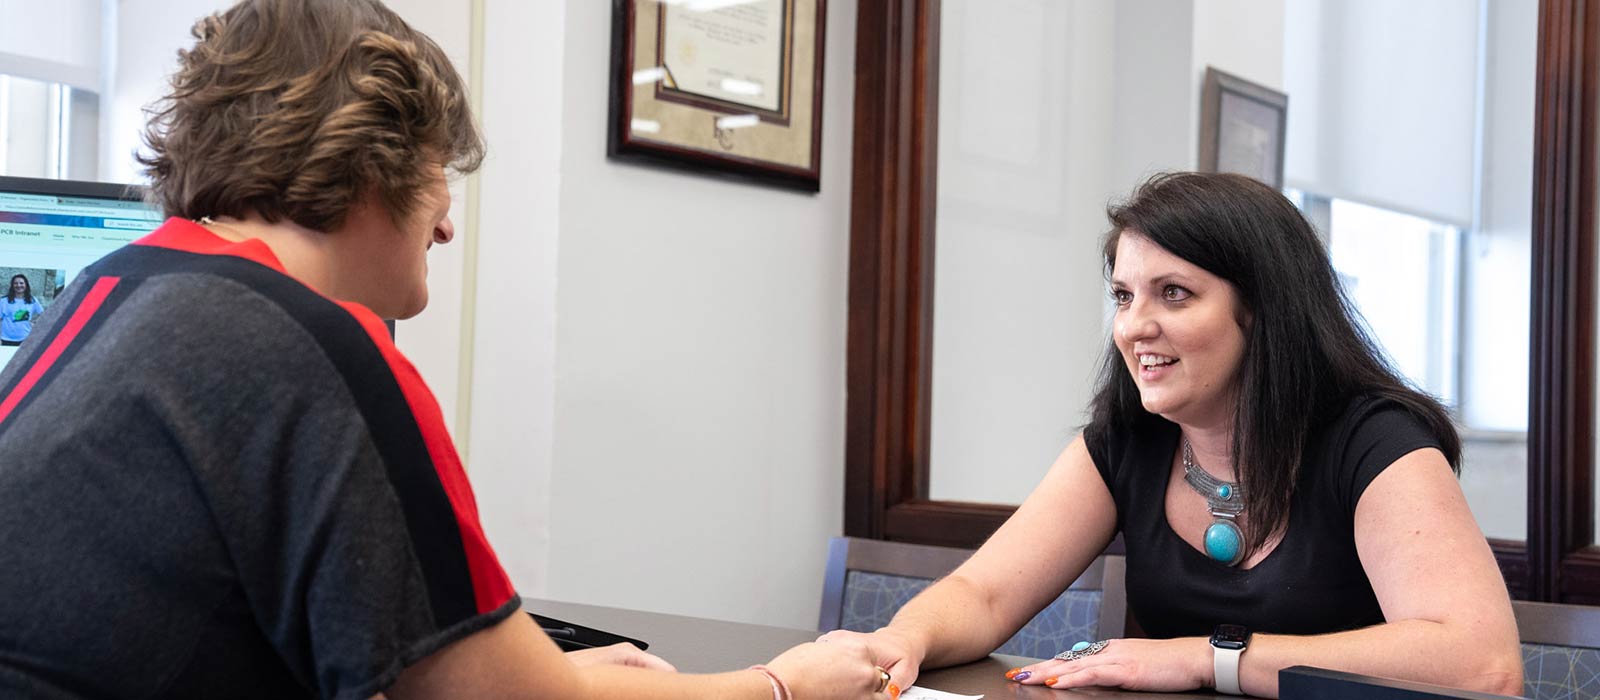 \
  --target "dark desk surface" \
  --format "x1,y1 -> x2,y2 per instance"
528,599 -> 1228,699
